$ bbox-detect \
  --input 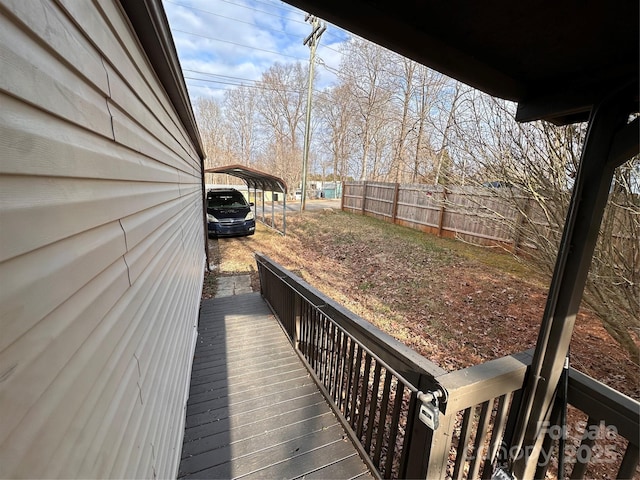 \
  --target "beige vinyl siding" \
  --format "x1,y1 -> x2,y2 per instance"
0,0 -> 204,478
